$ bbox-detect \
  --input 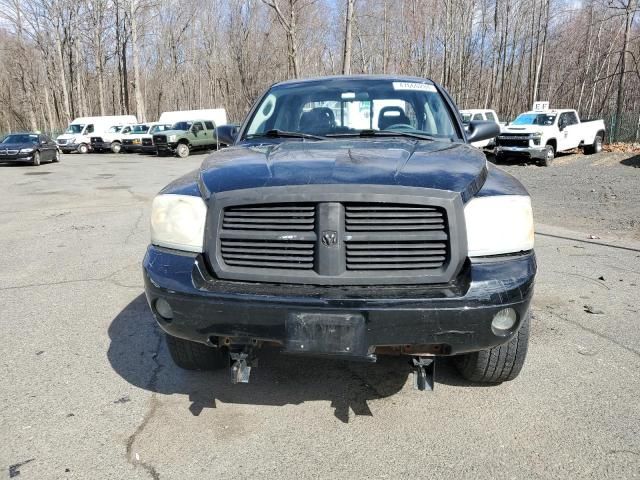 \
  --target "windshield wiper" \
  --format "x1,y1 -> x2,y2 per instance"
246,129 -> 325,141
326,129 -> 436,141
